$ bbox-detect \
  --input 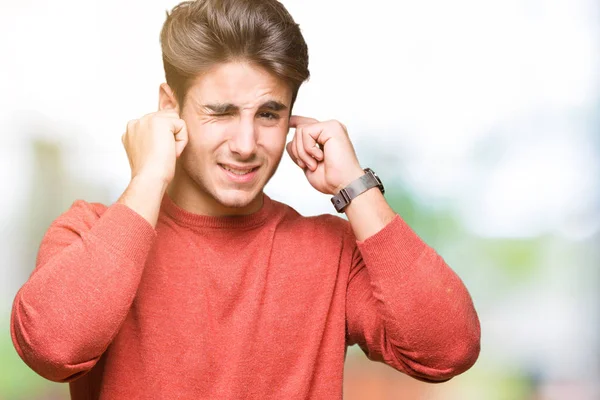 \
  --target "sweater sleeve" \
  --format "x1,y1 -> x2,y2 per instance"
10,200 -> 156,383
345,214 -> 480,382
